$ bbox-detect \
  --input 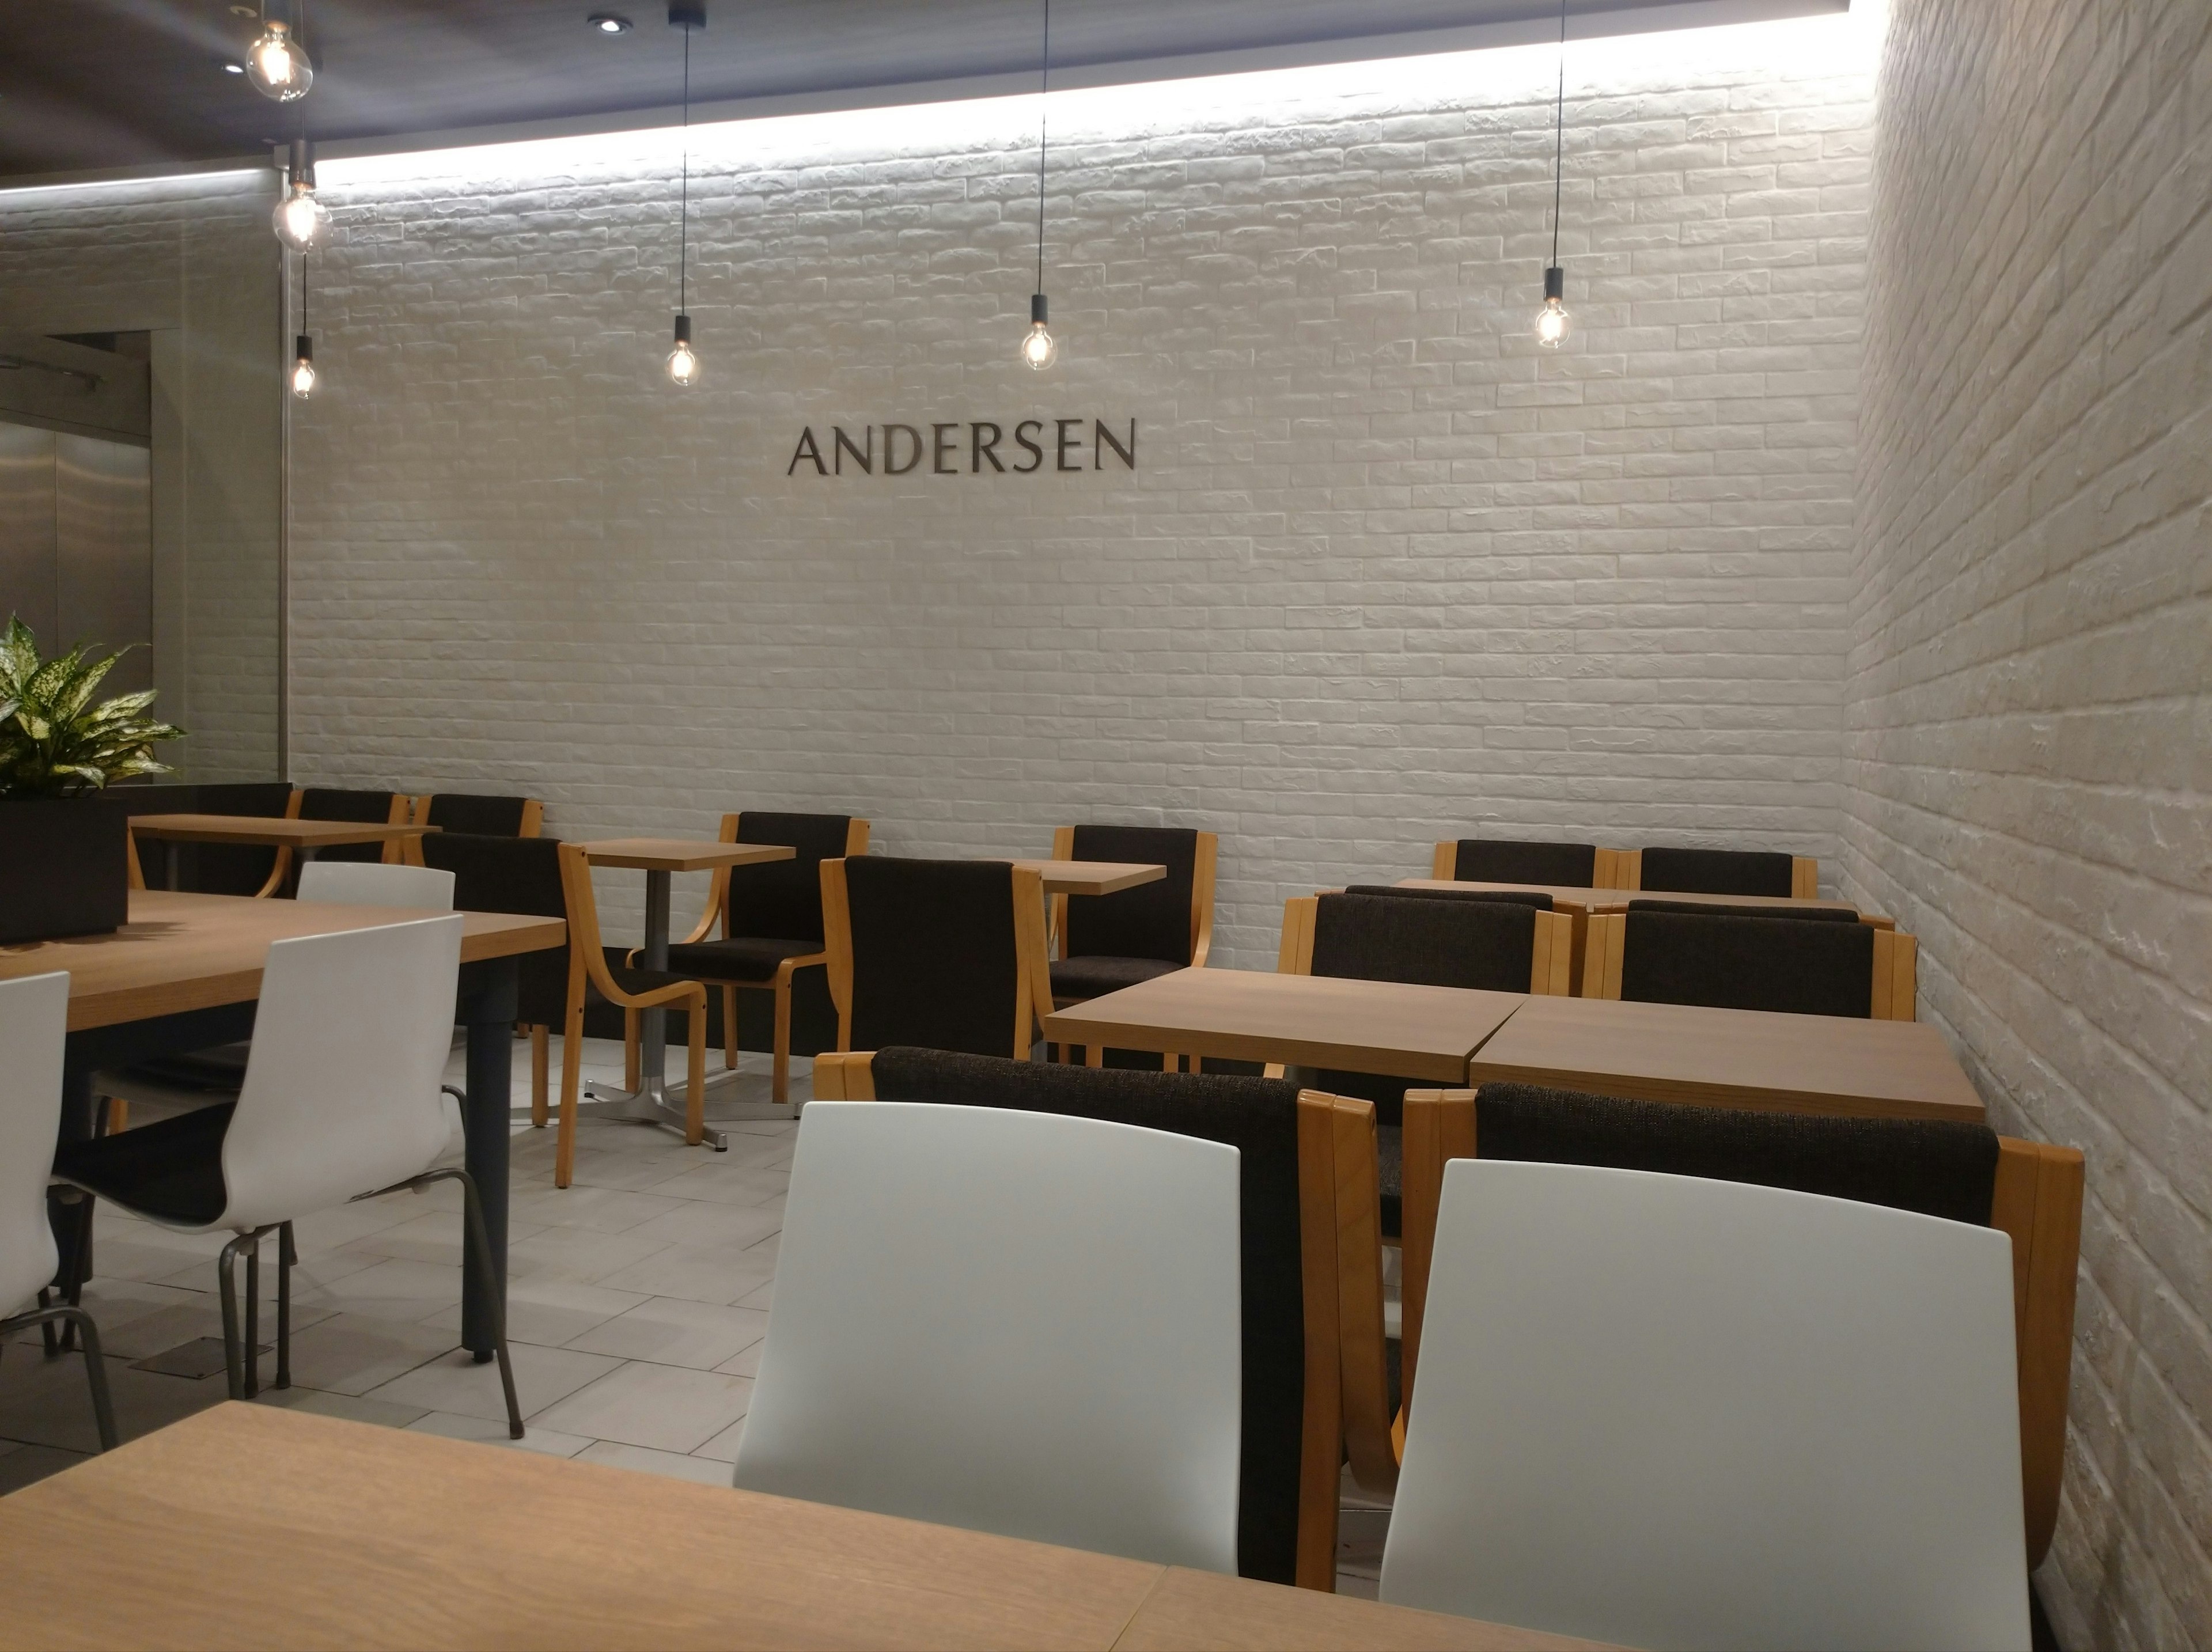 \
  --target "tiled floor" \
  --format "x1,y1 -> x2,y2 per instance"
1,1035 -> 1388,1591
